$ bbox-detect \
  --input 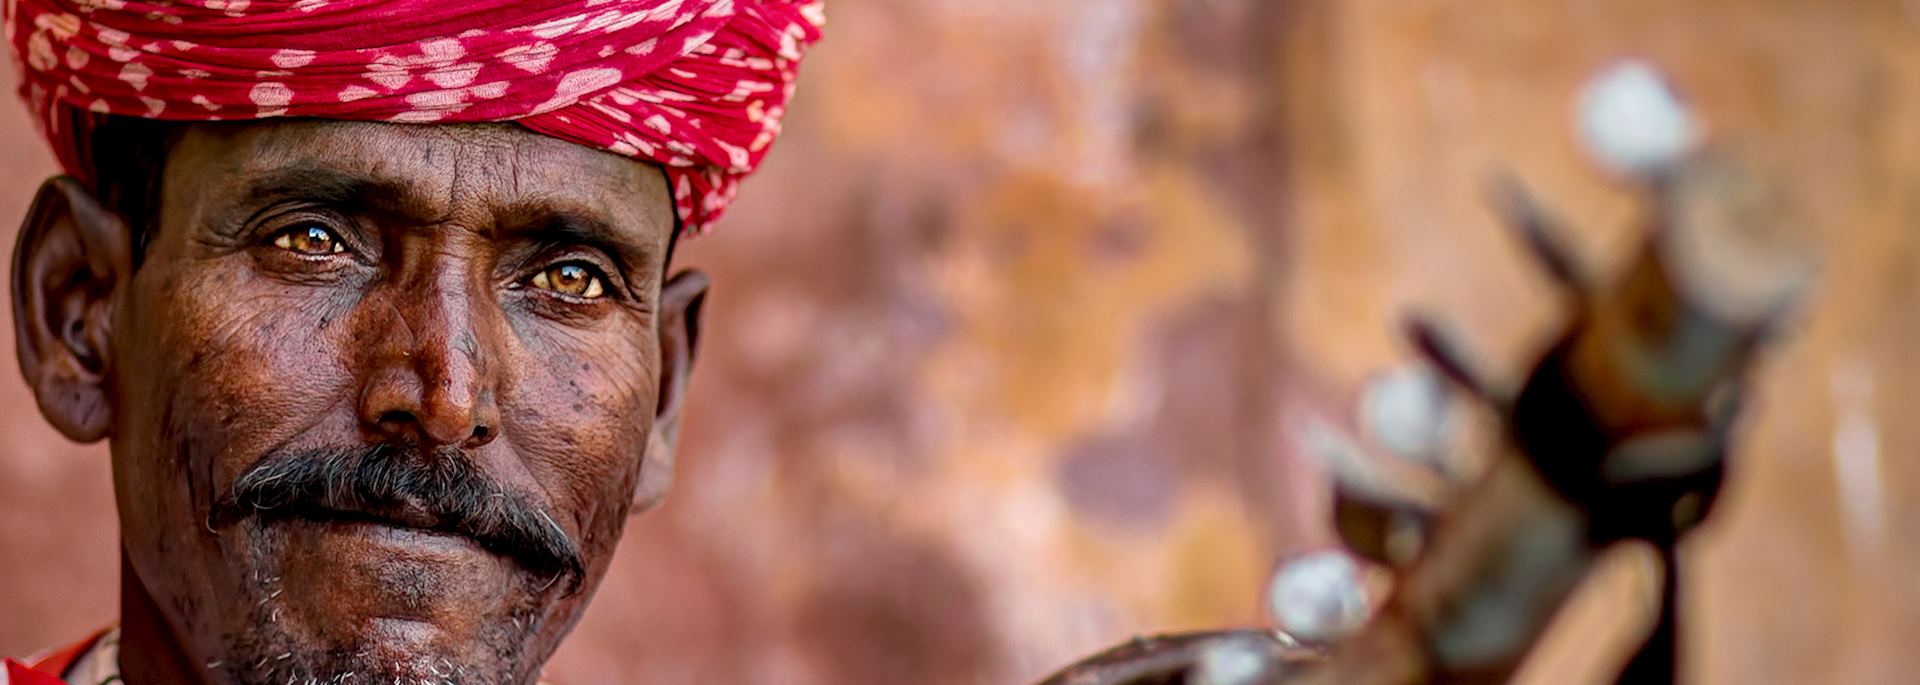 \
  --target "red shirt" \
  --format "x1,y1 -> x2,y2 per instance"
2,629 -> 106,685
